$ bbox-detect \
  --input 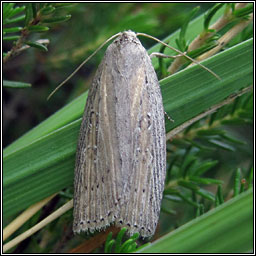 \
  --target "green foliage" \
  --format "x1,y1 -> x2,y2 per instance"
150,3 -> 252,73
138,189 -> 253,253
25,40 -> 48,51
3,2 -> 72,87
232,3 -> 253,18
204,3 -> 224,31
176,6 -> 200,52
104,228 -> 146,253
158,42 -> 170,78
3,80 -> 31,88
3,3 -> 25,25
3,3 -> 253,254
162,84 -> 253,218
